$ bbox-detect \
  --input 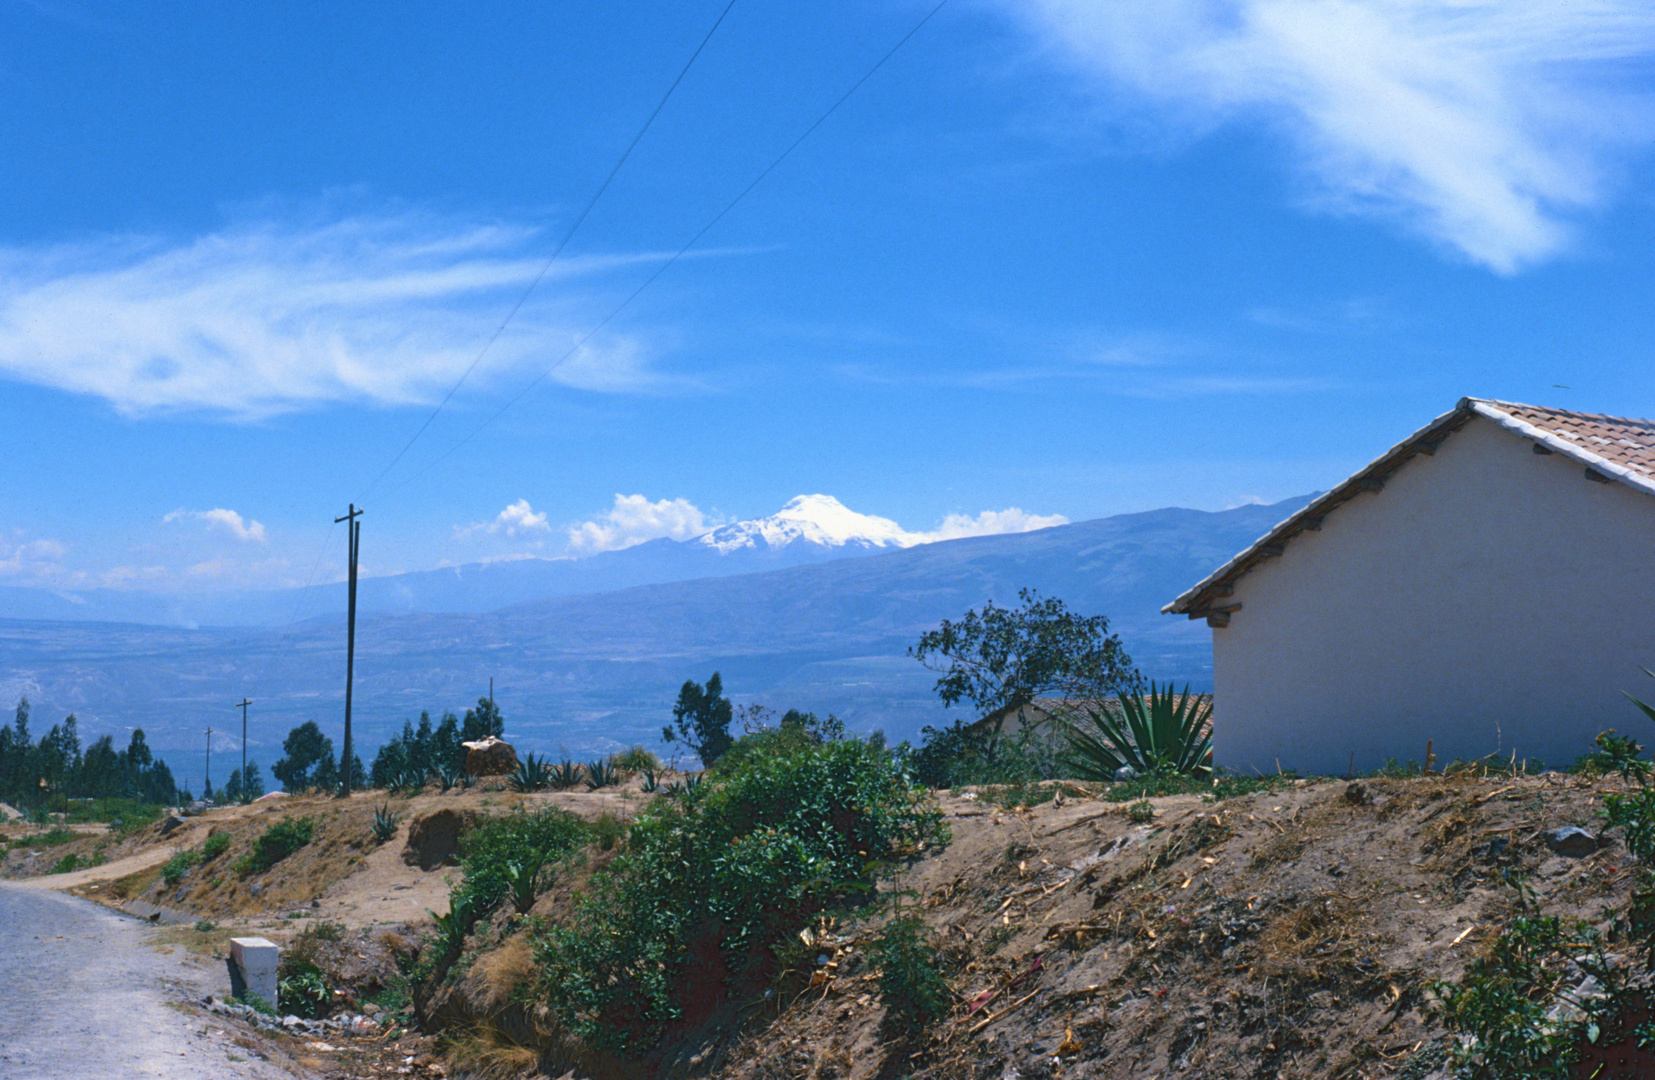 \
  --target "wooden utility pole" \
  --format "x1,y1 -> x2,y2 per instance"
235,698 -> 252,802
204,726 -> 213,799
335,504 -> 363,797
